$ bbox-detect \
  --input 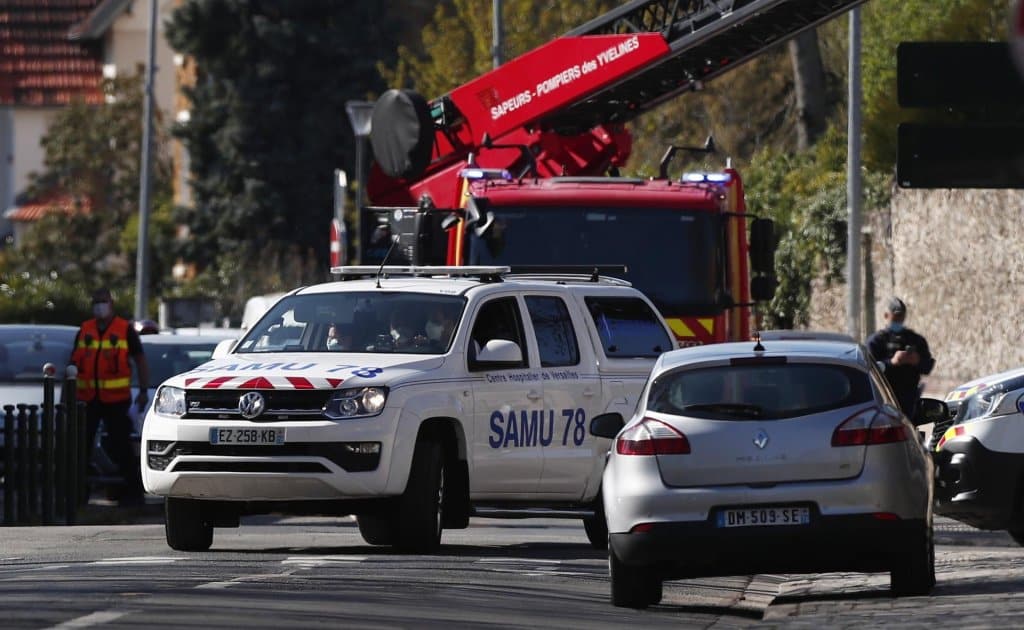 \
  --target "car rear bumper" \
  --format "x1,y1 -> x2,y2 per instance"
610,514 -> 927,578
934,436 -> 1024,530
